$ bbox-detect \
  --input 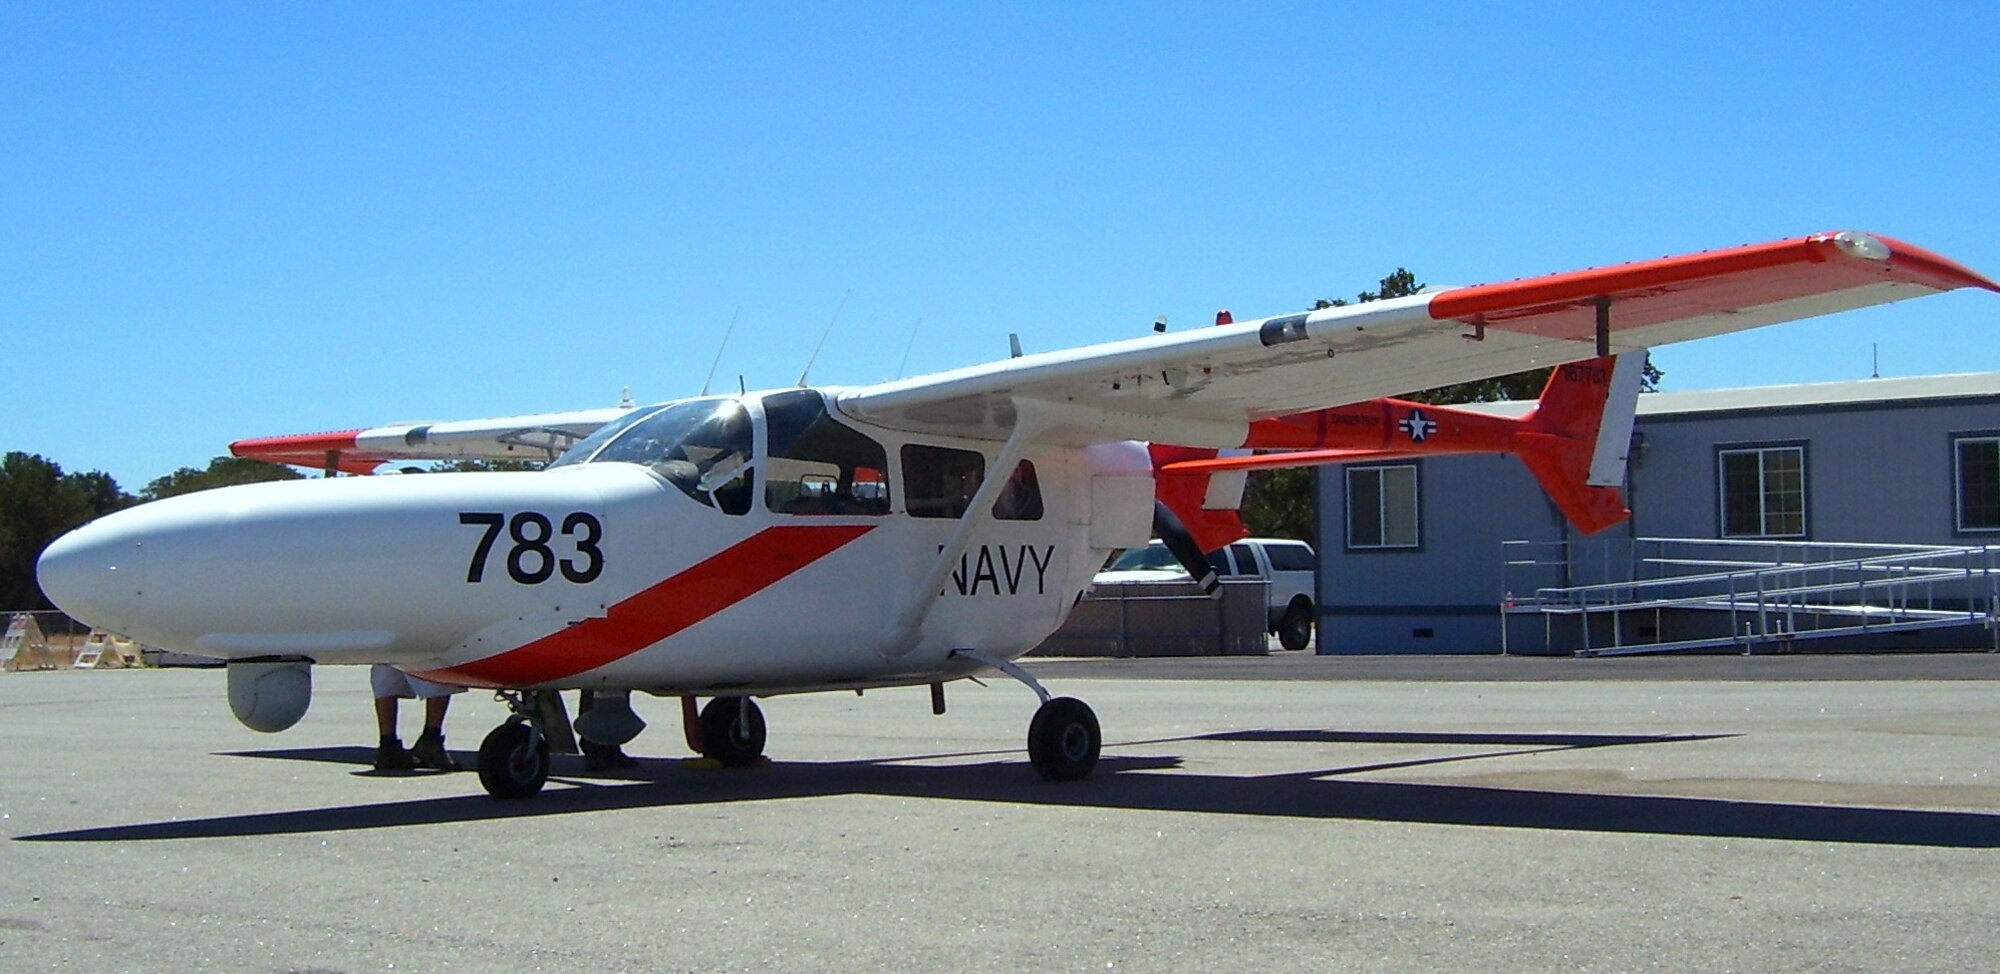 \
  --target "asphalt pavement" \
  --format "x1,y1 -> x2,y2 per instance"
3,655 -> 1998,972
